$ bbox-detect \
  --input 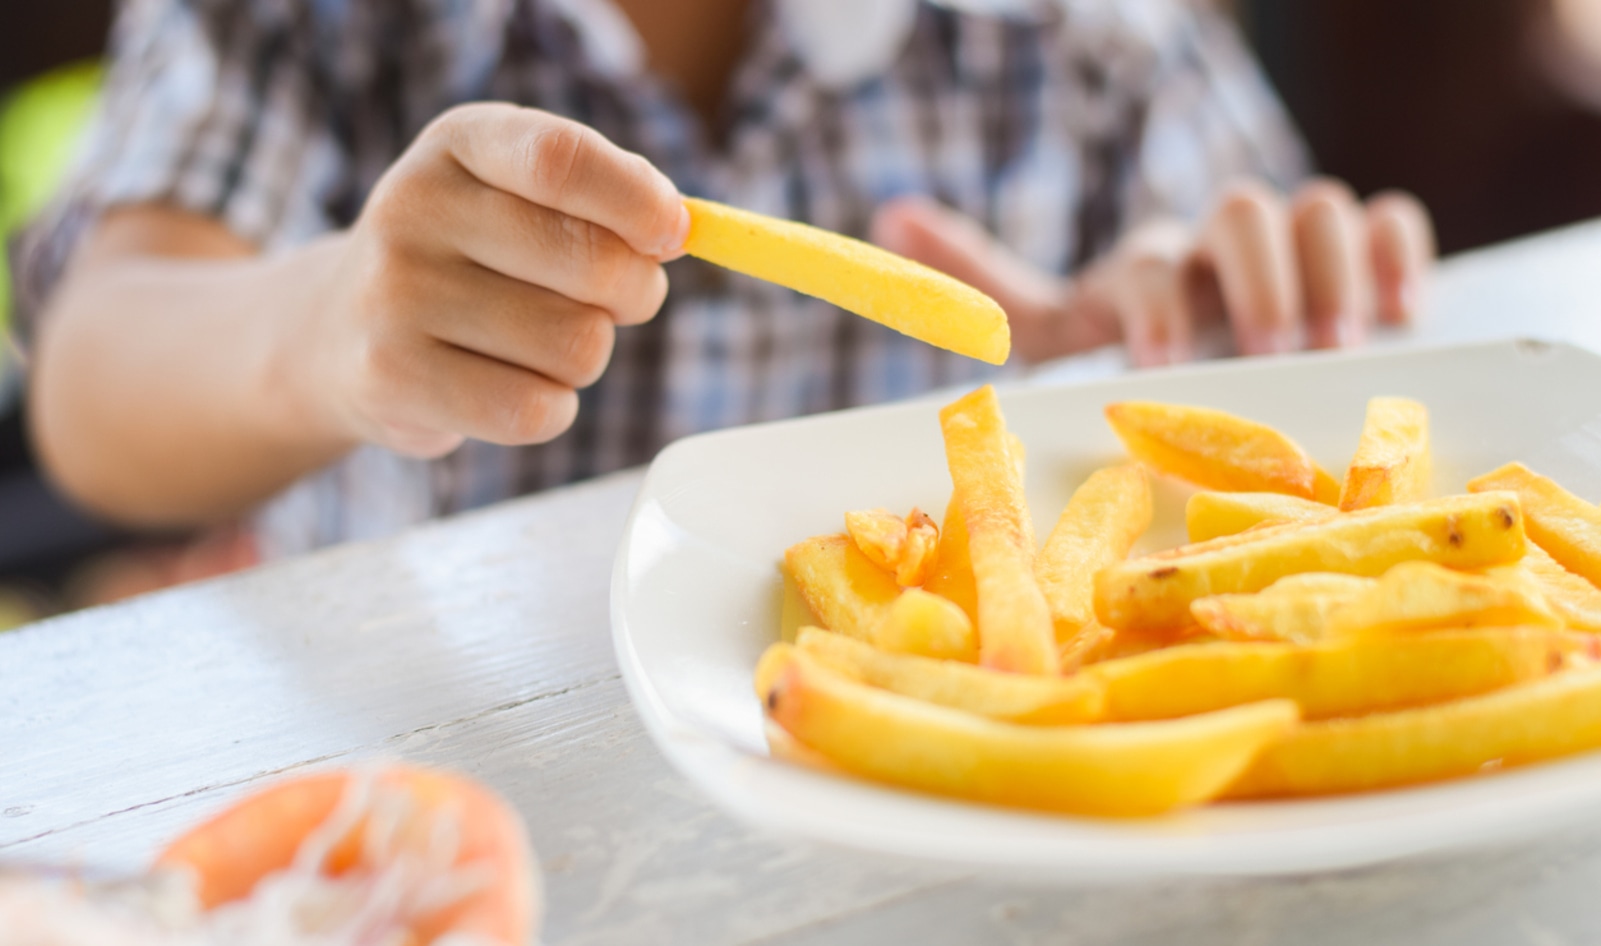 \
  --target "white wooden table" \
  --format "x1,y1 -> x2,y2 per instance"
7,221 -> 1601,944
